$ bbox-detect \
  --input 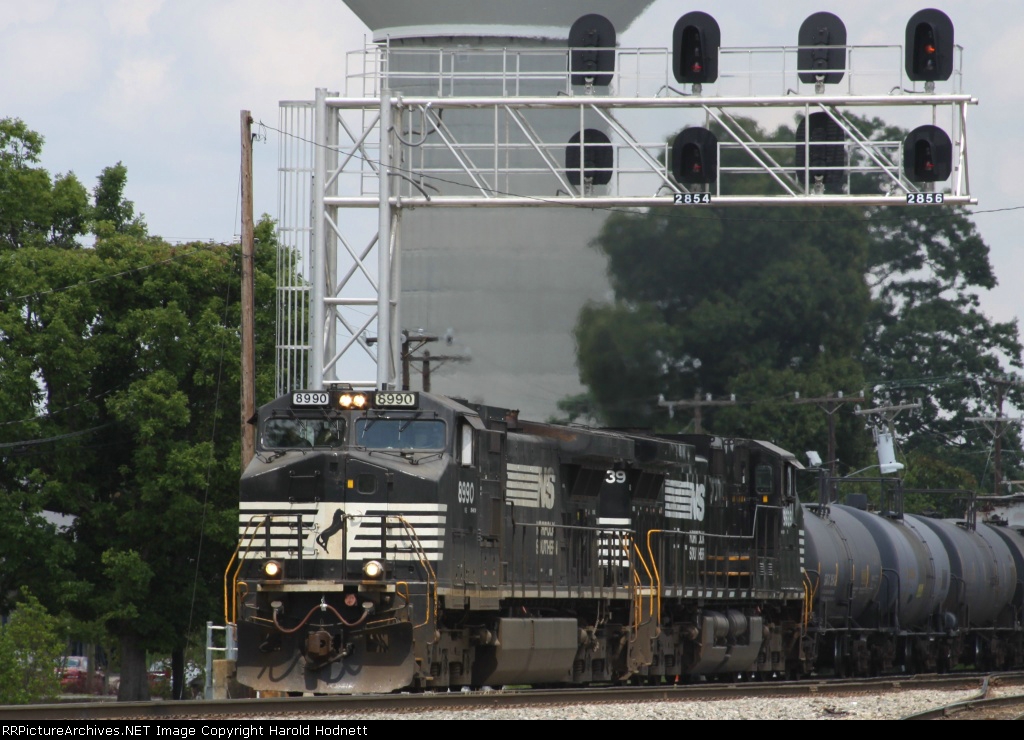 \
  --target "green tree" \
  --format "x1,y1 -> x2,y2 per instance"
0,118 -> 89,250
862,203 -> 1024,488
0,590 -> 66,704
0,121 -> 279,700
92,162 -> 144,234
576,196 -> 872,461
